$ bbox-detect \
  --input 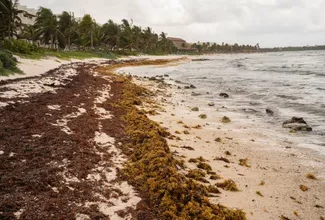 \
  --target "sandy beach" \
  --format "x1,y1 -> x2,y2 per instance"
0,56 -> 324,219
121,61 -> 325,220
